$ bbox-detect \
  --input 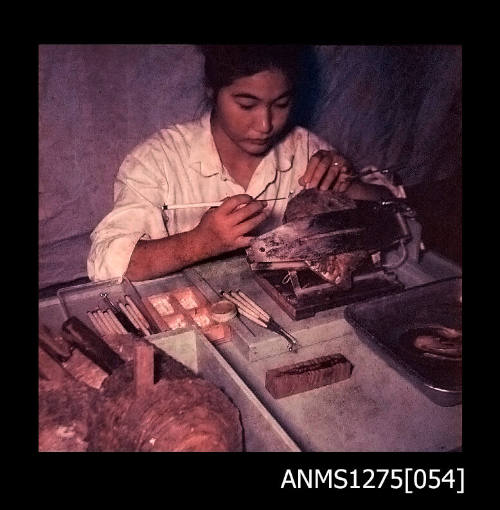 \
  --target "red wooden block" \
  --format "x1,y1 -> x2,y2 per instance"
134,342 -> 155,397
265,353 -> 353,399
